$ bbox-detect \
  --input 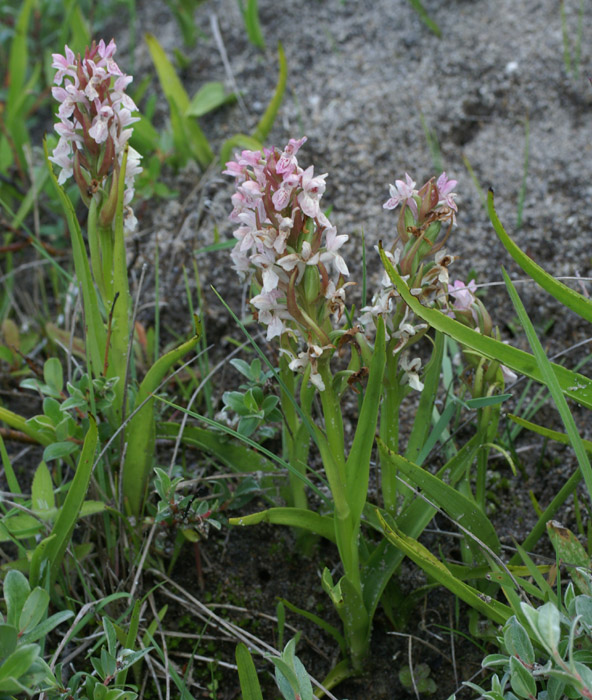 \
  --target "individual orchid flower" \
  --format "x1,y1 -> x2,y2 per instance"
276,136 -> 307,175
298,166 -> 328,218
383,173 -> 419,217
282,343 -> 333,392
400,352 -> 424,392
436,172 -> 458,213
448,279 -> 477,312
